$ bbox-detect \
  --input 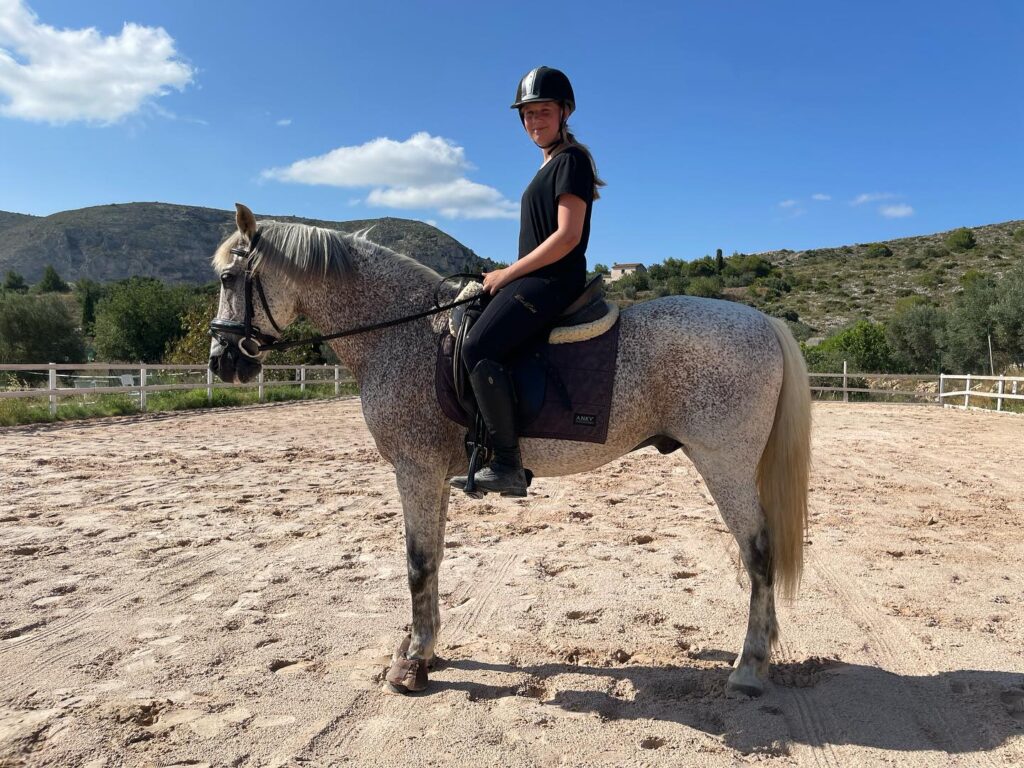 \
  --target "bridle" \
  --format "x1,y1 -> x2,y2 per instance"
209,231 -> 286,359
208,228 -> 484,359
